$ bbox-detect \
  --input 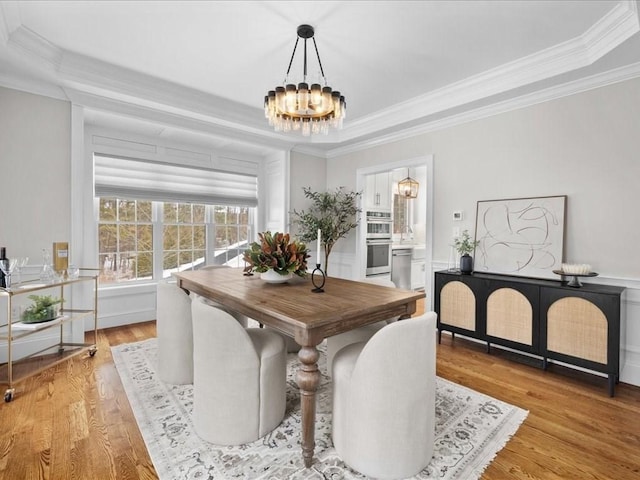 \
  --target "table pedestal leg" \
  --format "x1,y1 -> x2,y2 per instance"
296,345 -> 320,468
